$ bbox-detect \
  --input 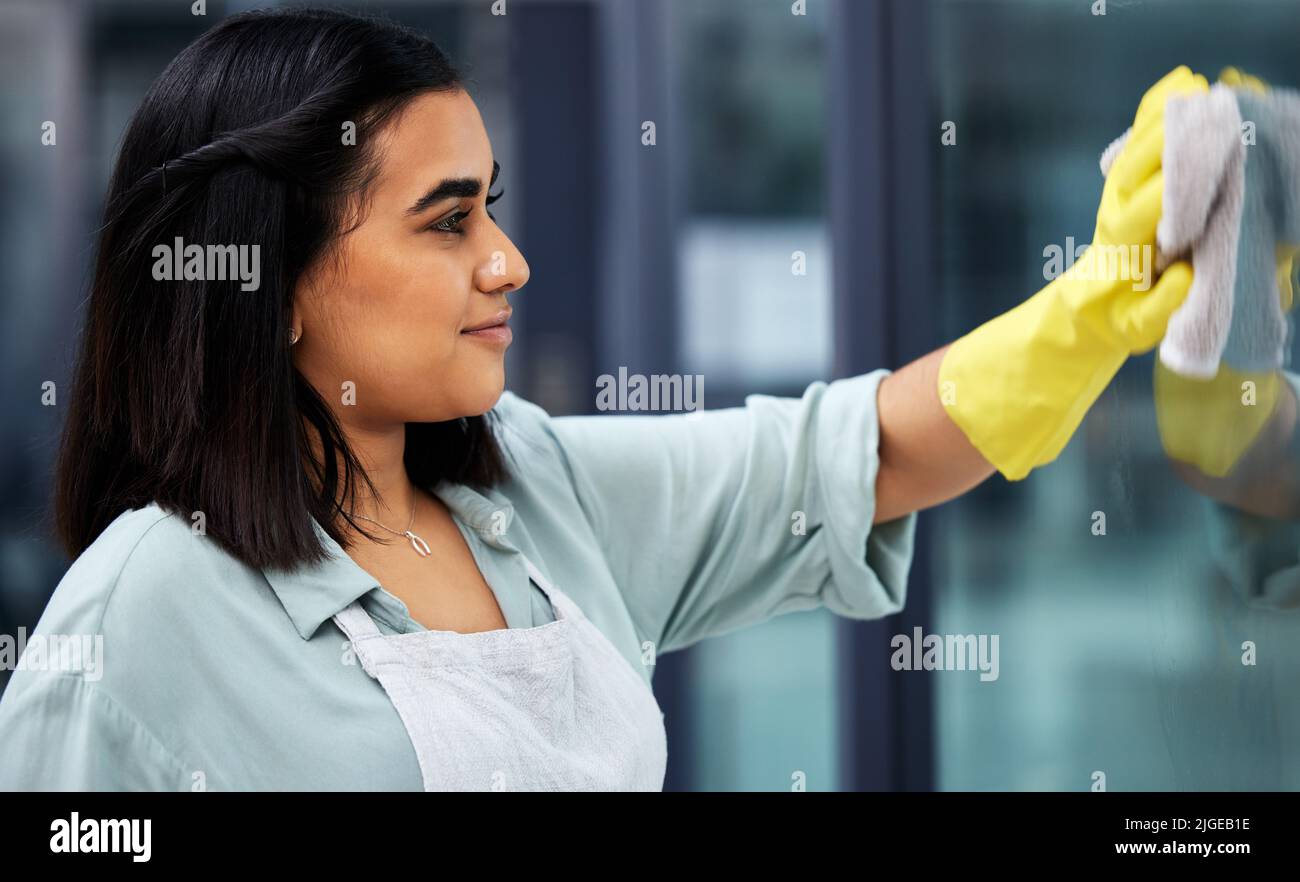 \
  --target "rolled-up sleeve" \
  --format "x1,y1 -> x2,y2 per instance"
544,370 -> 918,655
0,673 -> 190,791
